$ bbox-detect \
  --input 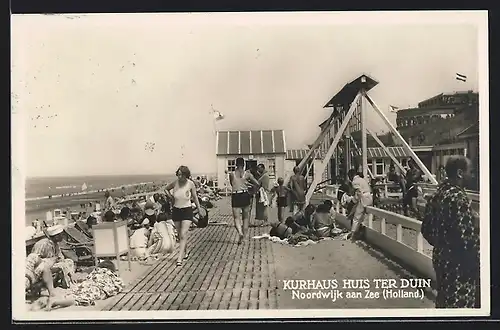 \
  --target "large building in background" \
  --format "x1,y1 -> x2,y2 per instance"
396,91 -> 480,189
